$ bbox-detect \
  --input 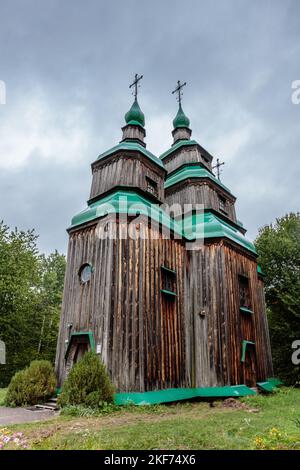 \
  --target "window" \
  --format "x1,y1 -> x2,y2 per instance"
79,263 -> 93,284
161,265 -> 177,298
238,275 -> 251,311
218,195 -> 227,214
146,176 -> 158,198
241,340 -> 255,362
